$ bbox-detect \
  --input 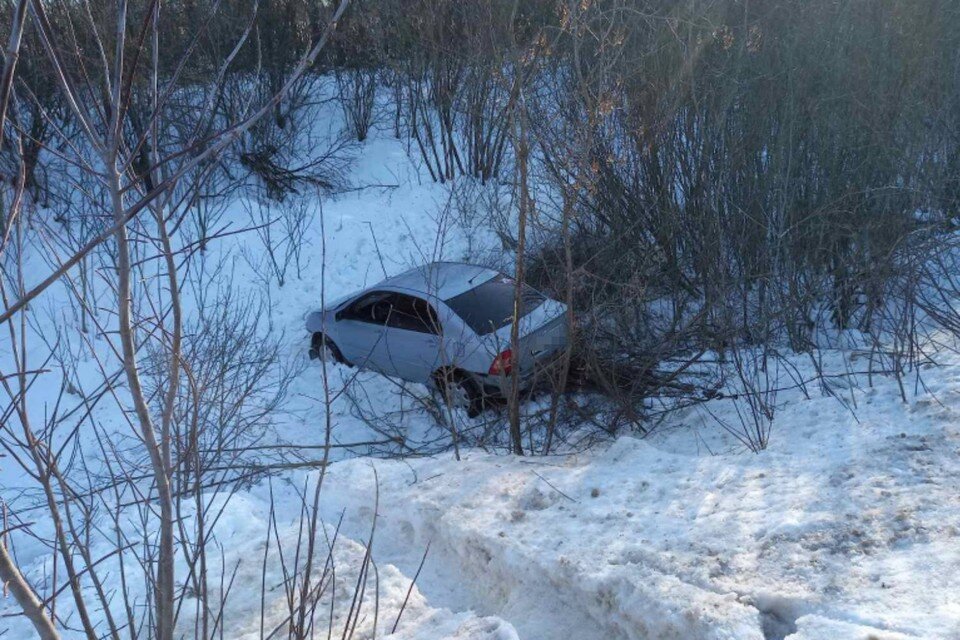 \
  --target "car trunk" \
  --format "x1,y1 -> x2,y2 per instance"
488,299 -> 568,374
